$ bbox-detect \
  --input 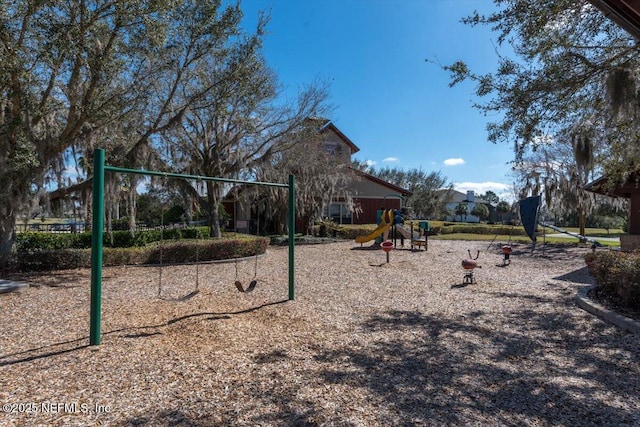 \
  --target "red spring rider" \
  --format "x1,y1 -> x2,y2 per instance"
501,245 -> 513,266
462,250 -> 481,284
